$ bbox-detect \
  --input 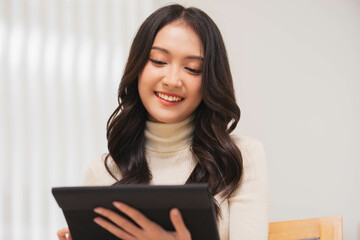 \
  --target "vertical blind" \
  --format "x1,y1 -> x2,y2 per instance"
0,0 -> 156,239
